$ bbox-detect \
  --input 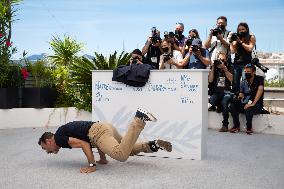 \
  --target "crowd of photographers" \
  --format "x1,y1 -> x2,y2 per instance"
129,16 -> 269,135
